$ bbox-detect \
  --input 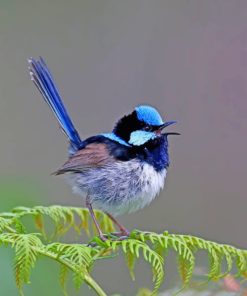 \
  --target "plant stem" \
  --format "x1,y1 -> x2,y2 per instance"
34,247 -> 107,296
84,273 -> 107,296
4,225 -> 16,233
